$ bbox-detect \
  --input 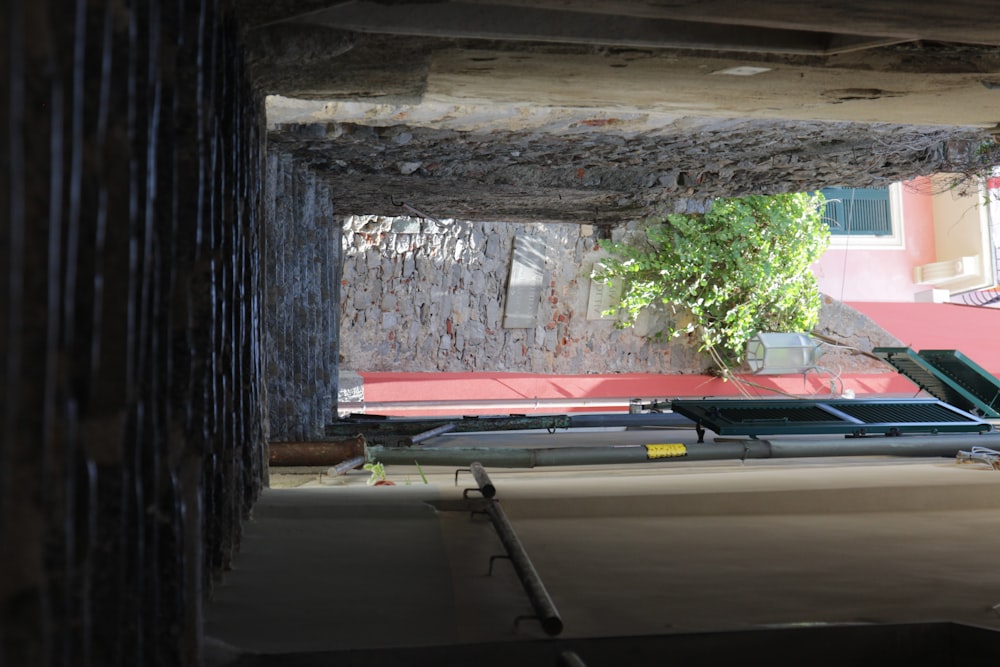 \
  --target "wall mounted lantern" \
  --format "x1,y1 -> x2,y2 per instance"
745,332 -> 824,375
